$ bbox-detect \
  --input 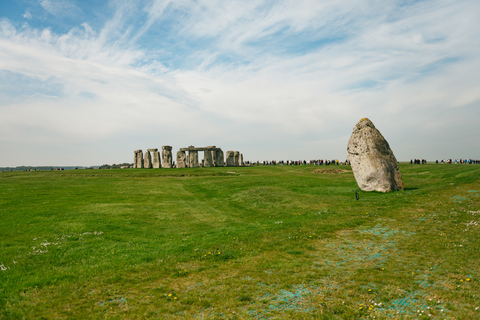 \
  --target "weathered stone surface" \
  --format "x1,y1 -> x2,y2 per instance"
177,151 -> 186,168
215,149 -> 224,167
152,151 -> 161,168
226,151 -> 235,167
189,150 -> 199,167
144,151 -> 152,168
238,153 -> 243,167
161,146 -> 173,168
347,118 -> 403,192
208,148 -> 217,167
134,150 -> 144,168
204,149 -> 214,167
147,148 -> 158,152
233,151 -> 240,167
133,151 -> 138,168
